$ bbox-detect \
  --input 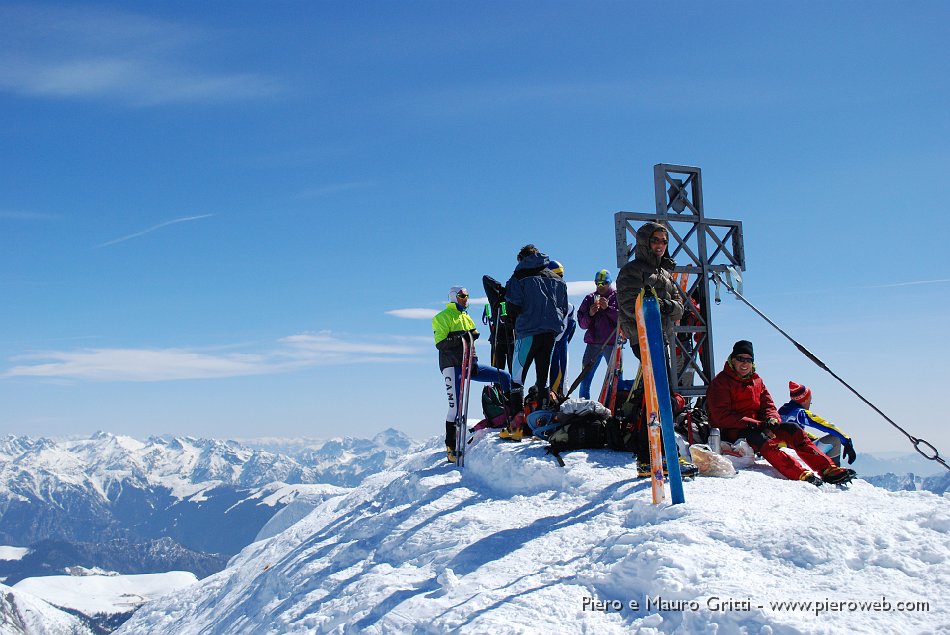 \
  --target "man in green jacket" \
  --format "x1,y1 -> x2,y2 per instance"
433,286 -> 512,463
